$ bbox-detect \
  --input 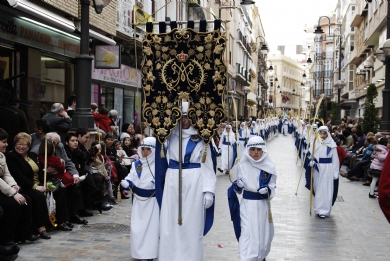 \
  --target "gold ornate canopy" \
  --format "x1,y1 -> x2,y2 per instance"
142,21 -> 227,148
